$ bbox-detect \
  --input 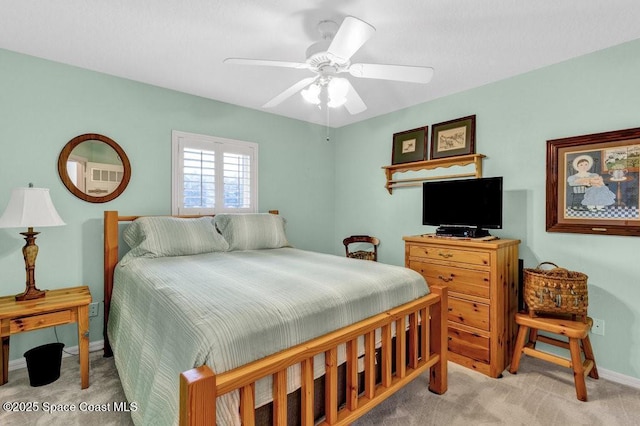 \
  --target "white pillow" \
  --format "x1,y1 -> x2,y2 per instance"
214,213 -> 290,250
122,216 -> 229,259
